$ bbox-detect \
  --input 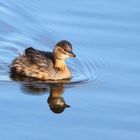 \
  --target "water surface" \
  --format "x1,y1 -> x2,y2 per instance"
0,0 -> 140,140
